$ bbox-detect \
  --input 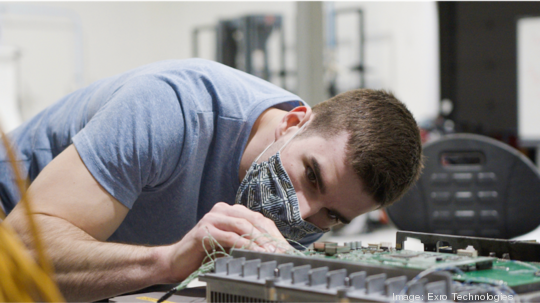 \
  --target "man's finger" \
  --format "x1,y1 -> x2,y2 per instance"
212,203 -> 292,248
213,203 -> 282,235
201,225 -> 266,252
208,215 -> 281,251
